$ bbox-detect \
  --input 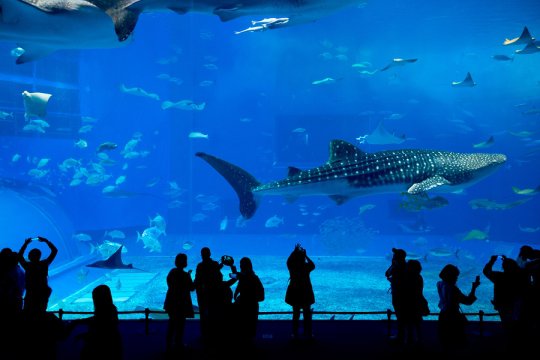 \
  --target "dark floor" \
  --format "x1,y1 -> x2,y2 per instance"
28,318 -> 529,360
